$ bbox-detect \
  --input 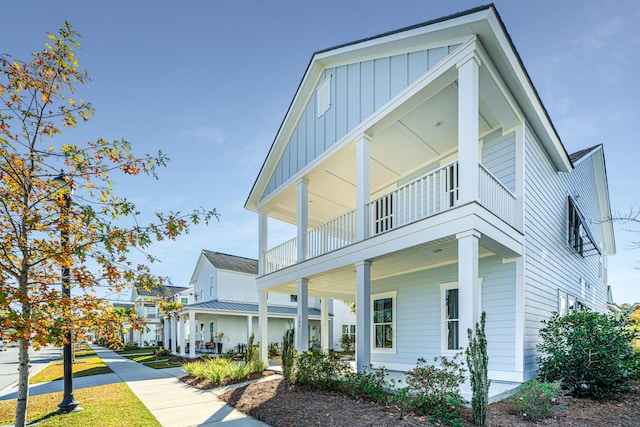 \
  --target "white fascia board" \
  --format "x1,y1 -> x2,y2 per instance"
187,251 -> 208,285
591,147 -> 616,255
